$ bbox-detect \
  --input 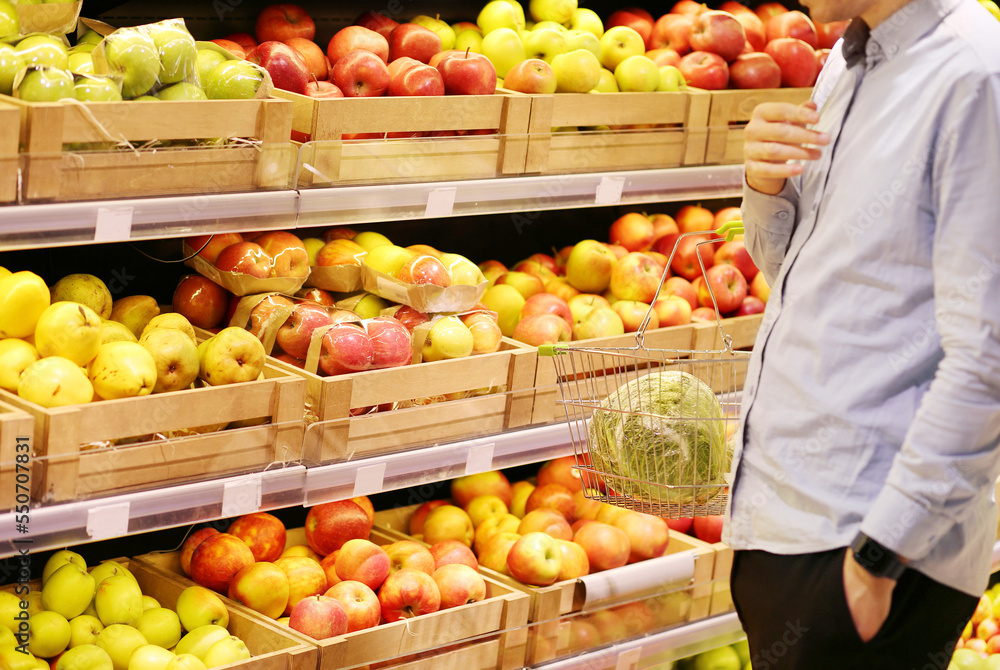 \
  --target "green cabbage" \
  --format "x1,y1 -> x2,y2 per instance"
588,370 -> 728,505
